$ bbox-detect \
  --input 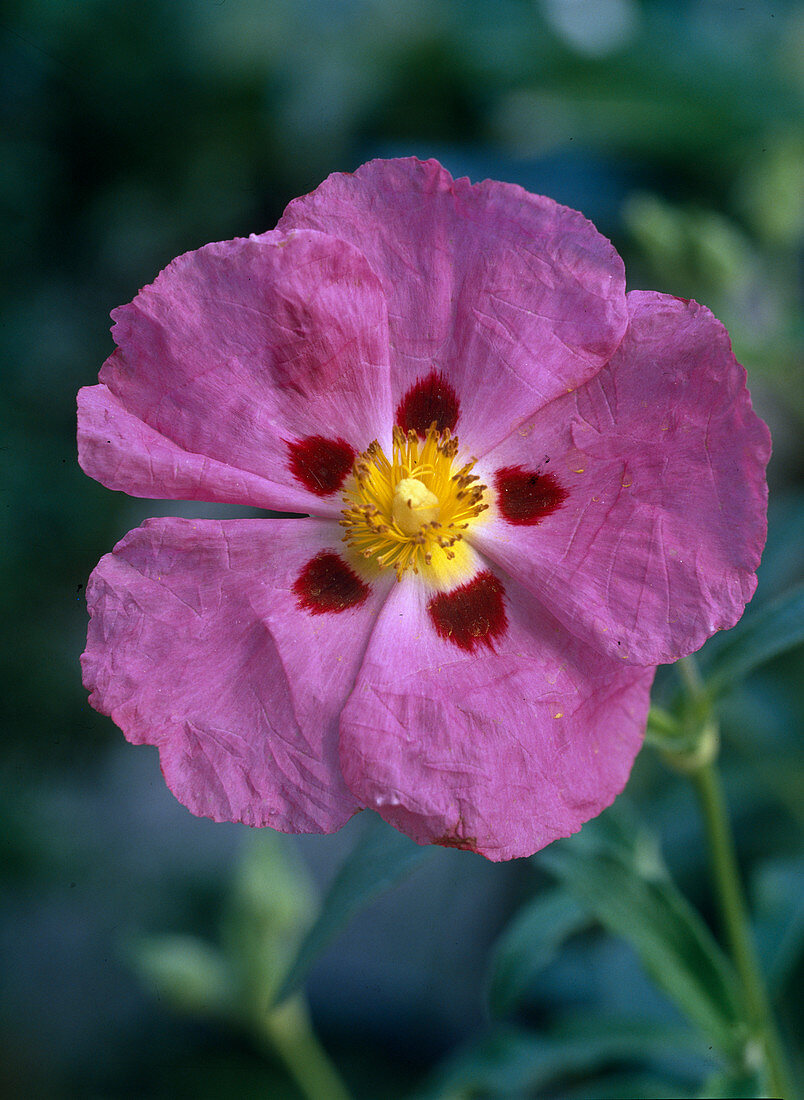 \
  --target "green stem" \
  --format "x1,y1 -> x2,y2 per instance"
670,657 -> 795,1097
677,654 -> 706,698
259,995 -> 353,1100
689,757 -> 795,1099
